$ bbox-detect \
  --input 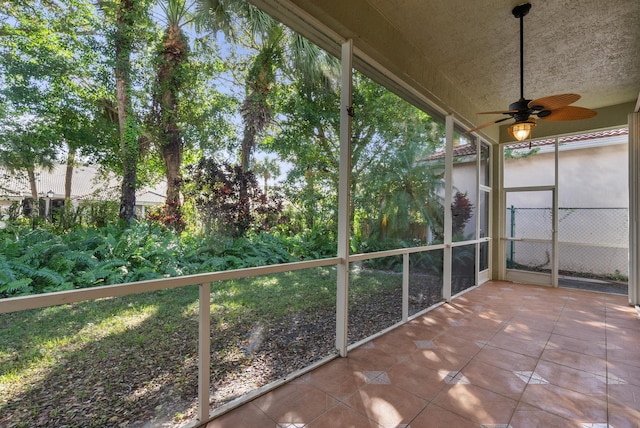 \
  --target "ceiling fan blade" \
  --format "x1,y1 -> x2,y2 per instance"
541,105 -> 597,121
528,93 -> 580,111
478,110 -> 517,115
464,117 -> 511,134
